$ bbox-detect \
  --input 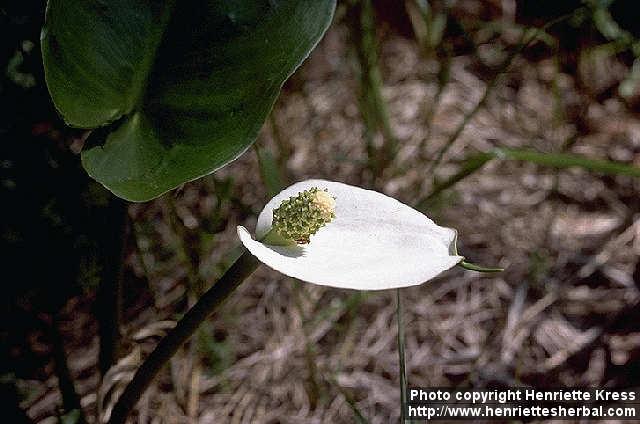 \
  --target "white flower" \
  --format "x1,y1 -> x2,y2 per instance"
237,179 -> 463,290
